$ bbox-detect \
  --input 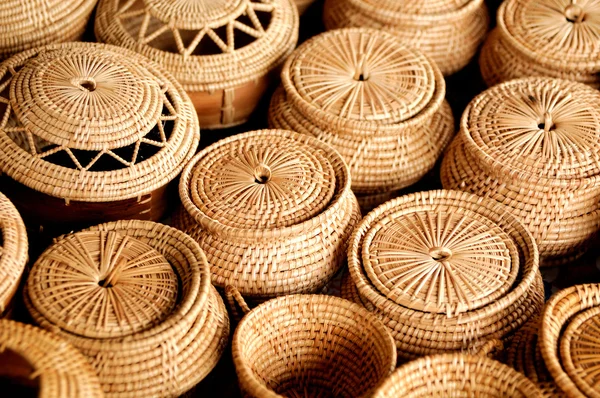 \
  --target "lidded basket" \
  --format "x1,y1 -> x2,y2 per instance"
232,294 -> 397,398
343,190 -> 544,360
95,0 -> 299,129
24,220 -> 230,397
322,0 -> 489,76
269,28 -> 454,211
441,77 -> 600,265
0,42 -> 199,233
480,0 -> 600,88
